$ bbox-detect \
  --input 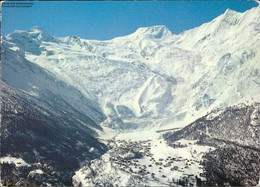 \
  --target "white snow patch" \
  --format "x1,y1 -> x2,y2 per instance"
29,169 -> 44,175
0,156 -> 30,167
